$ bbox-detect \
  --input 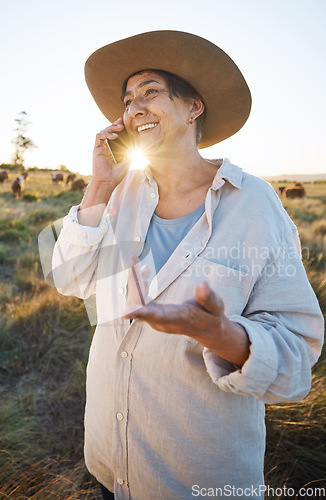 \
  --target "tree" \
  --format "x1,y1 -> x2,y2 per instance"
11,111 -> 37,167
